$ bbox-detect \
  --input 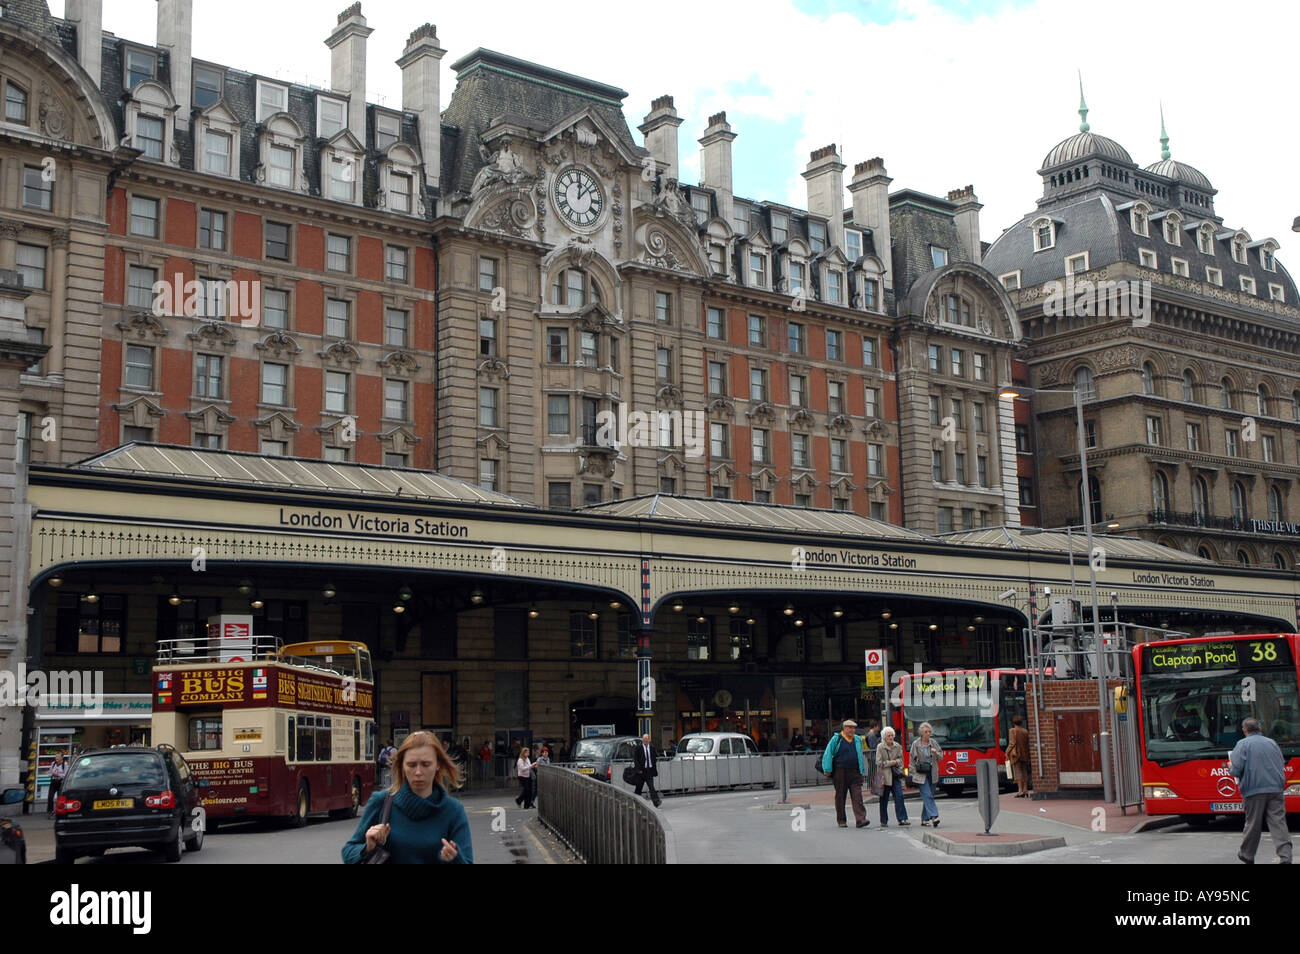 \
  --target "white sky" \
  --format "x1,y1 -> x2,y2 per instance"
56,0 -> 1300,251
